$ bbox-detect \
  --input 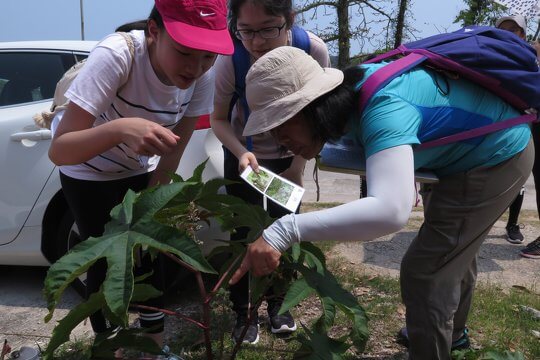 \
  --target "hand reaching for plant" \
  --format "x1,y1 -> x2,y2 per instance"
229,236 -> 282,284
